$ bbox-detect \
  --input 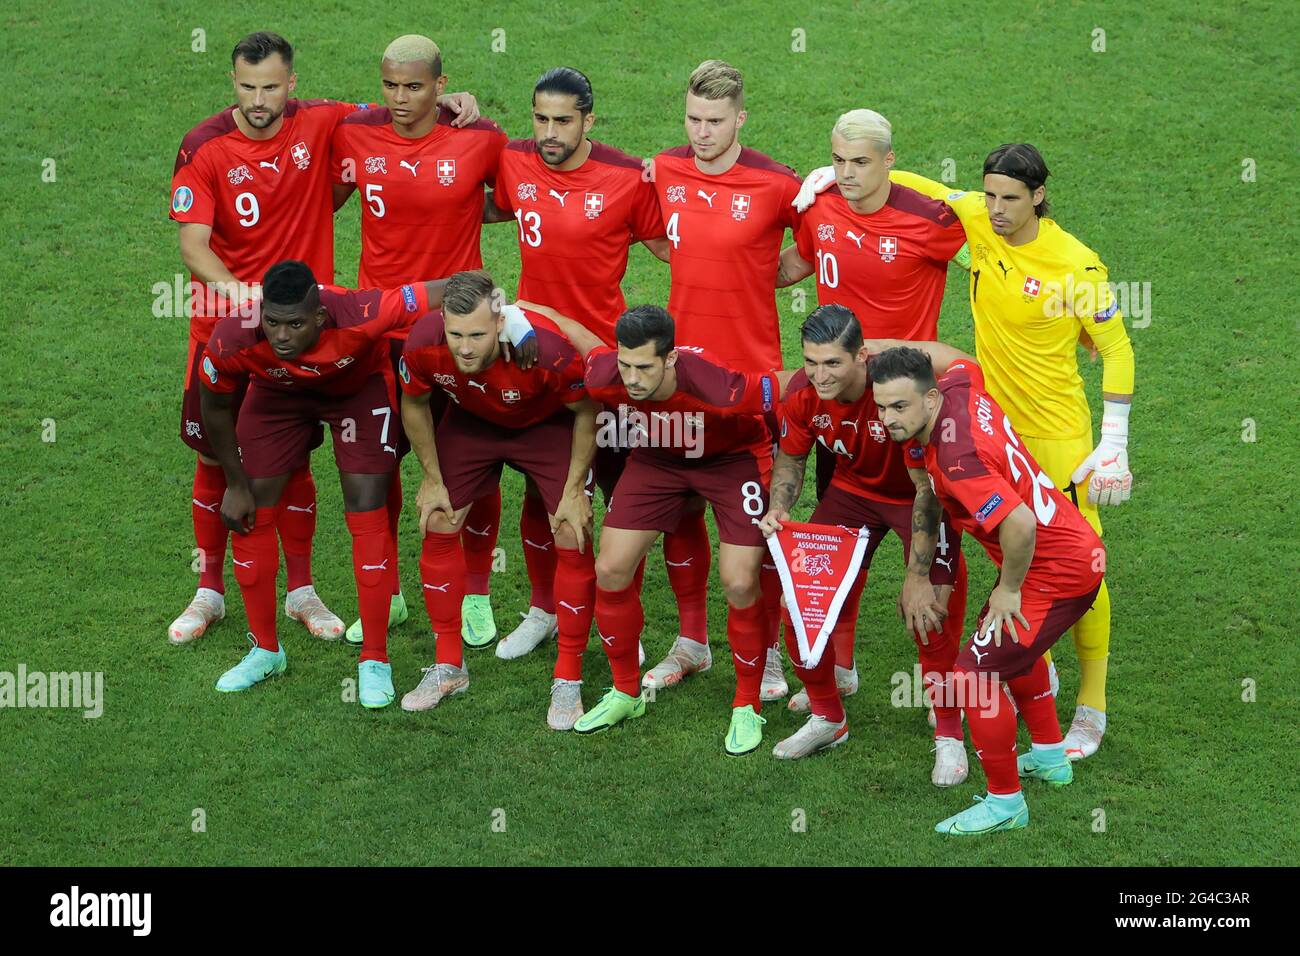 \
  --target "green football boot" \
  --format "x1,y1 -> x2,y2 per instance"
1017,746 -> 1074,787
574,688 -> 646,734
461,593 -> 497,648
345,593 -> 409,647
724,704 -> 767,756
